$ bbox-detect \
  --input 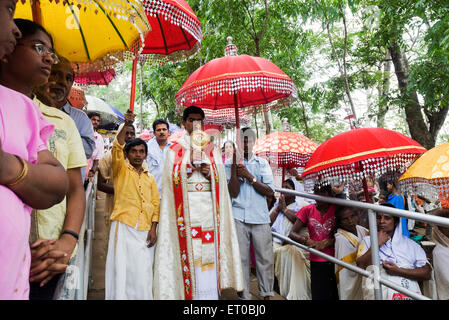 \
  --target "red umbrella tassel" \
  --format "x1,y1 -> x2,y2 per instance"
129,58 -> 138,111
